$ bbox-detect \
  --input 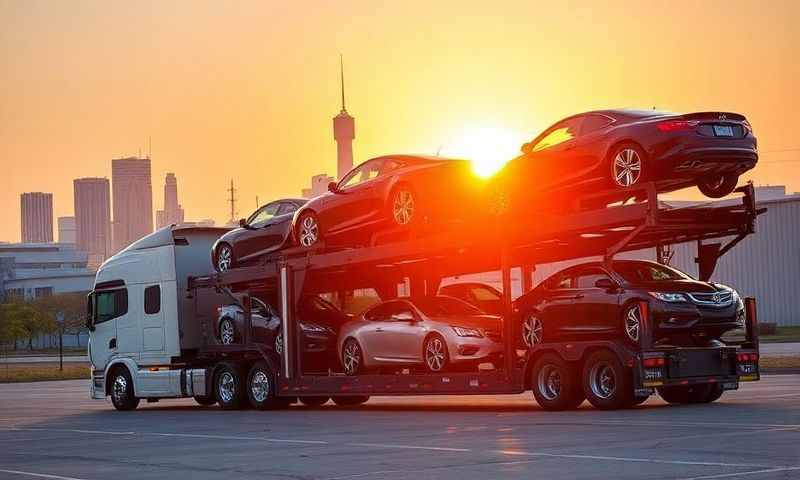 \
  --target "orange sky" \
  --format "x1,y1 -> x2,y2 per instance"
1,0 -> 798,242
